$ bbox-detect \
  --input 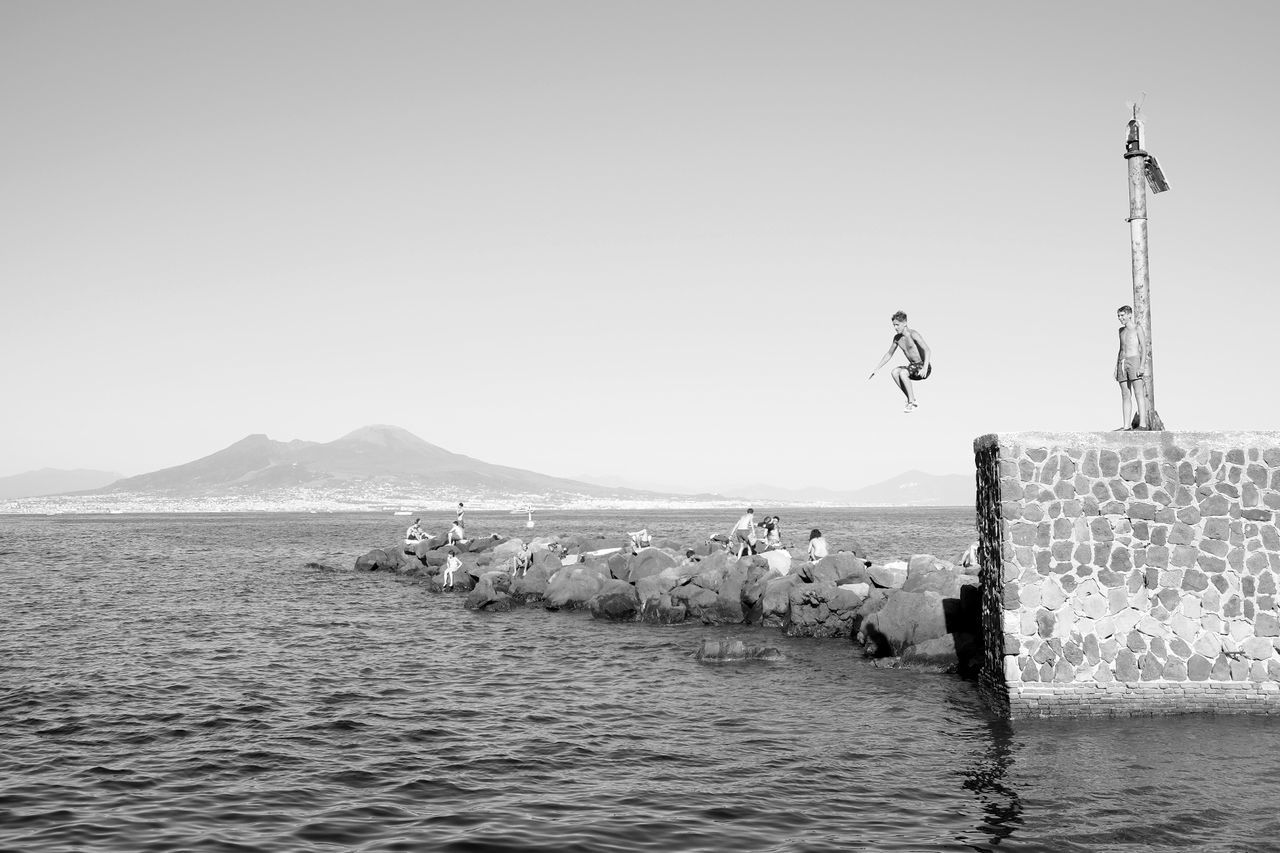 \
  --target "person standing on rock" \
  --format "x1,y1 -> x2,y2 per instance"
730,508 -> 756,557
869,310 -> 932,413
1115,304 -> 1148,430
456,502 -> 466,527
